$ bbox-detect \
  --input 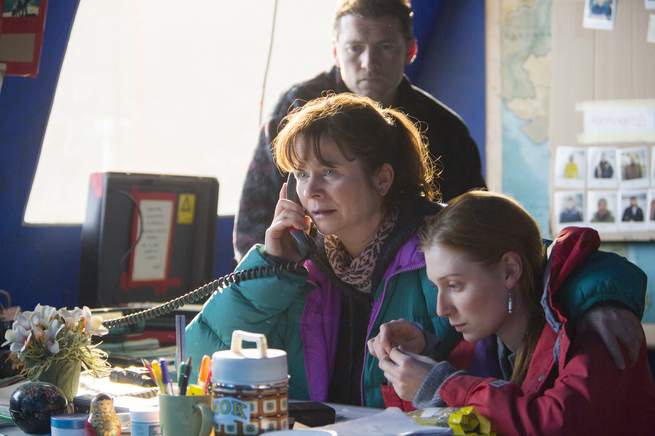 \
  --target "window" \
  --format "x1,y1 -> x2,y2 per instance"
25,0 -> 334,224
